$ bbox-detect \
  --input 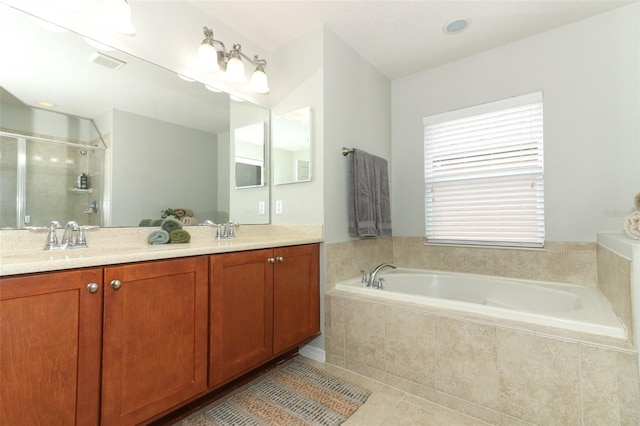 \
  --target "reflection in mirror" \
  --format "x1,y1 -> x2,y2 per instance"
0,5 -> 270,228
229,101 -> 269,224
234,123 -> 265,188
273,107 -> 311,185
